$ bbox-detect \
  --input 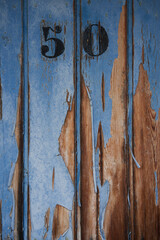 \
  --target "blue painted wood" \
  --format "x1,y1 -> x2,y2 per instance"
28,0 -> 75,238
0,0 -> 22,238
